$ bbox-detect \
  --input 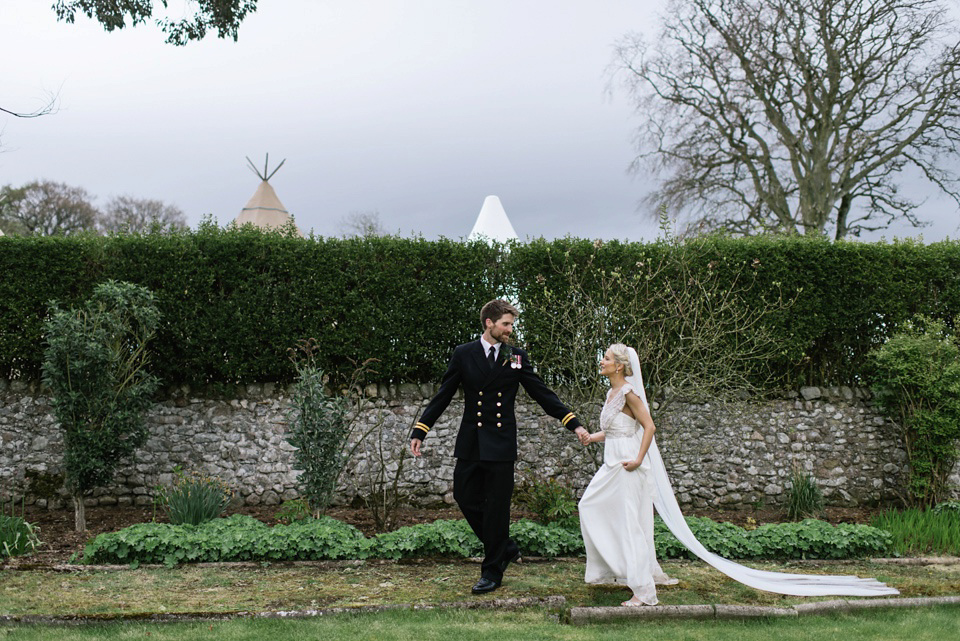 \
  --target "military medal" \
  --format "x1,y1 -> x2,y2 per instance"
510,354 -> 522,369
